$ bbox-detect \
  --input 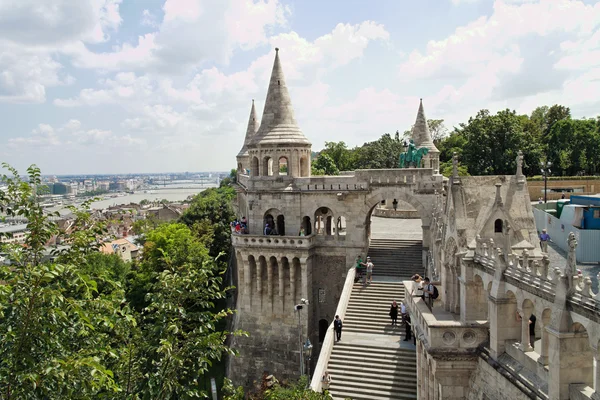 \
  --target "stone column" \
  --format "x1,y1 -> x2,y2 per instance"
519,310 -> 533,352
243,256 -> 251,311
593,351 -> 600,400
256,258 -> 264,309
290,262 -> 297,304
267,259 -> 274,312
488,297 -> 518,359
537,325 -> 549,366
547,328 -> 594,399
277,260 -> 284,315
